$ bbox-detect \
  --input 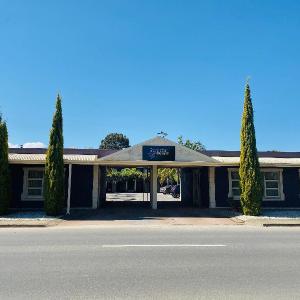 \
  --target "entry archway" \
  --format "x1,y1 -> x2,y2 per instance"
97,136 -> 218,209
